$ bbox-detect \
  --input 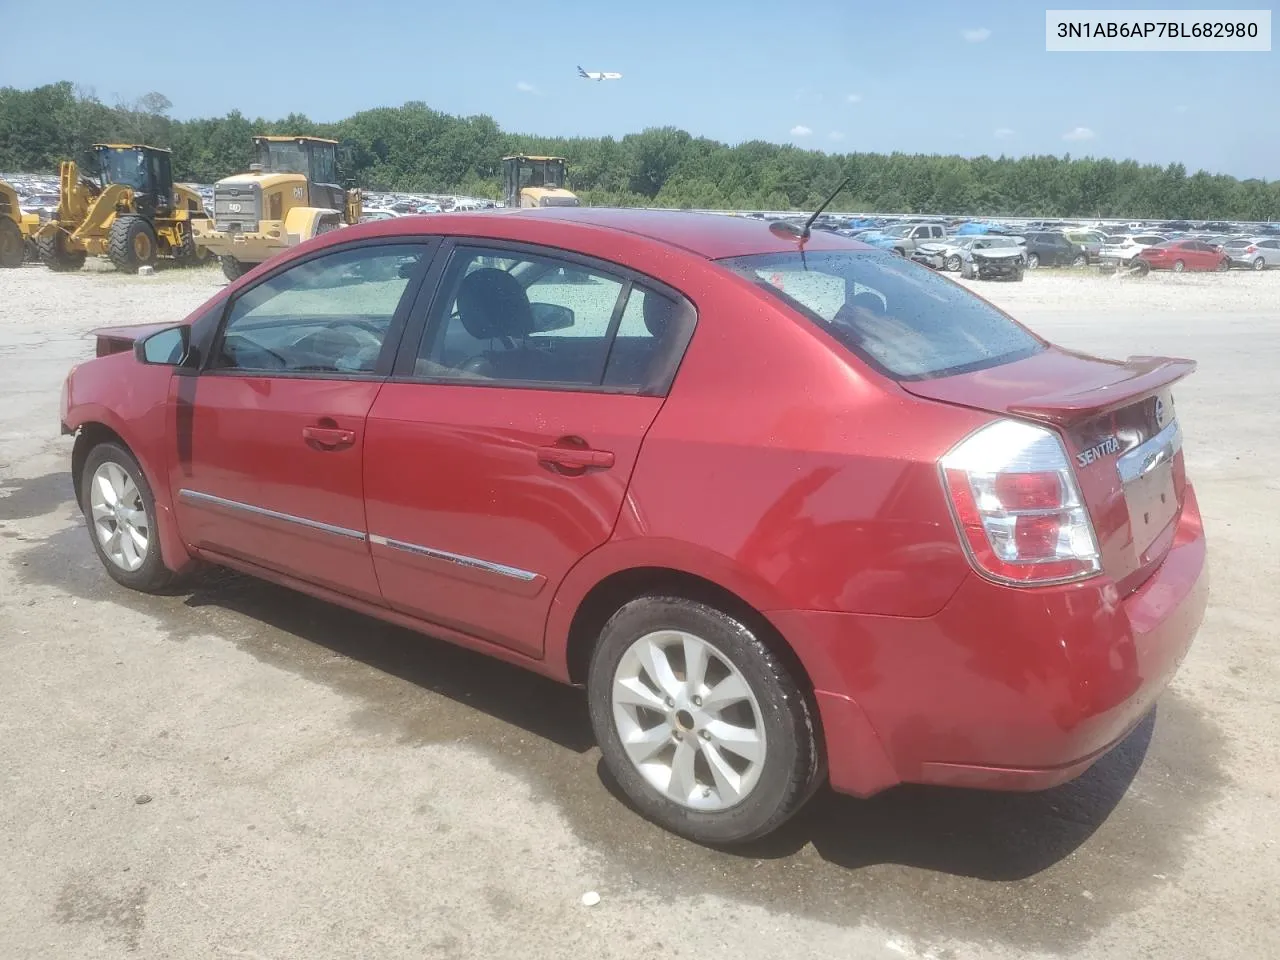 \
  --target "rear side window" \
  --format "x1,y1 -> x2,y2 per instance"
720,250 -> 1045,381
